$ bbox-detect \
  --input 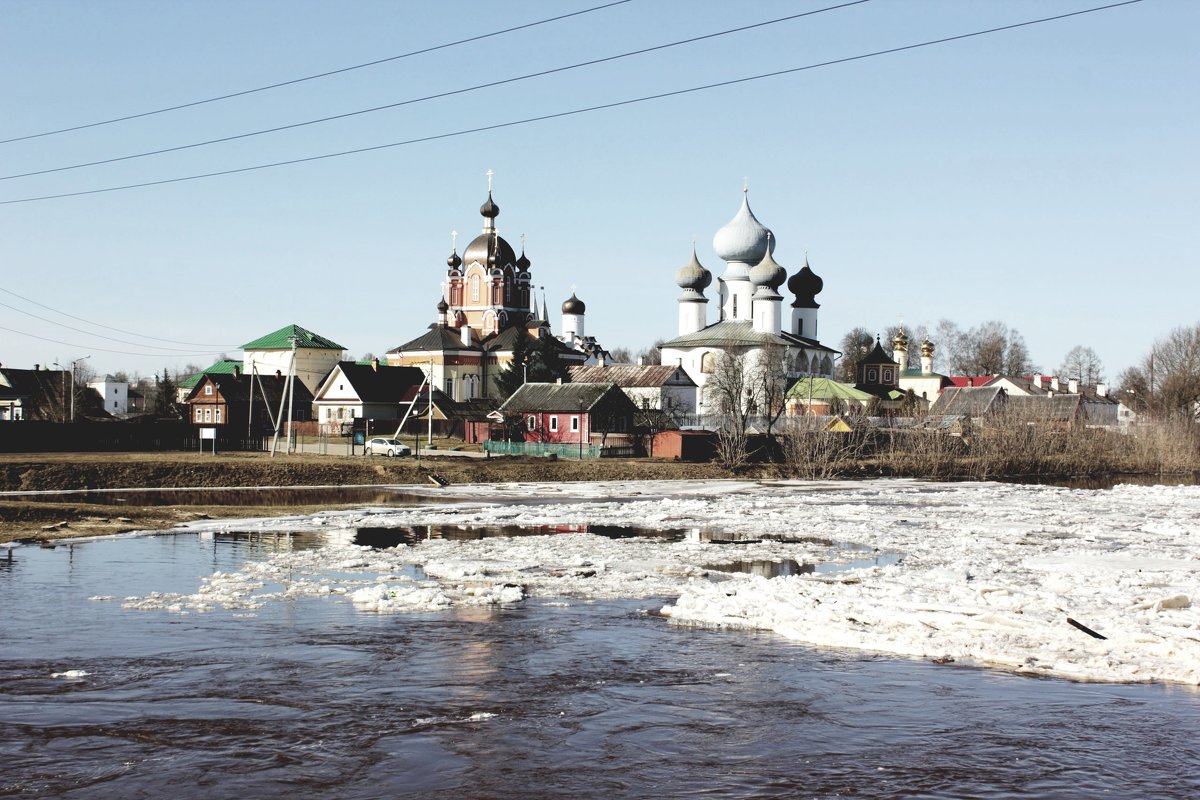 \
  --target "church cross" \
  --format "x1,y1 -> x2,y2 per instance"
486,168 -> 494,192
